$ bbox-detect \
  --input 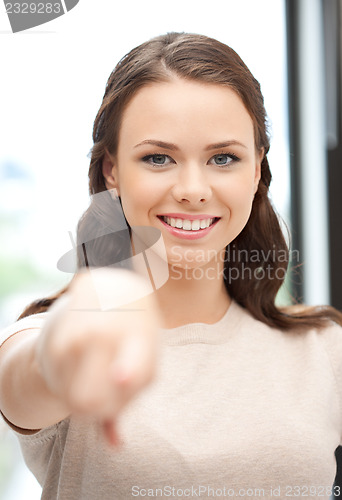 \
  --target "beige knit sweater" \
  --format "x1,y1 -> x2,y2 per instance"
1,300 -> 342,499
